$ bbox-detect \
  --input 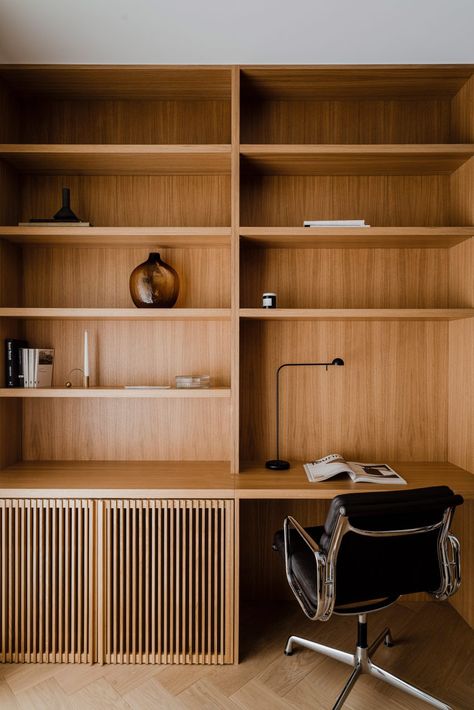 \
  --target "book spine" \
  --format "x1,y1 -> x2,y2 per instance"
5,339 -> 28,387
19,348 -> 26,387
5,339 -> 13,387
